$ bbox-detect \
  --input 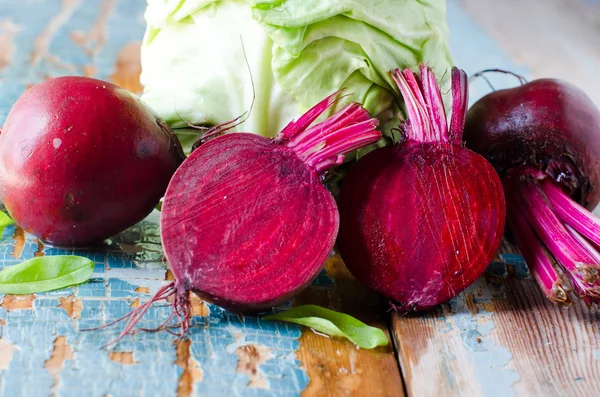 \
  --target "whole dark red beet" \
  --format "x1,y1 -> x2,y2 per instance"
0,77 -> 184,246
463,79 -> 600,210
